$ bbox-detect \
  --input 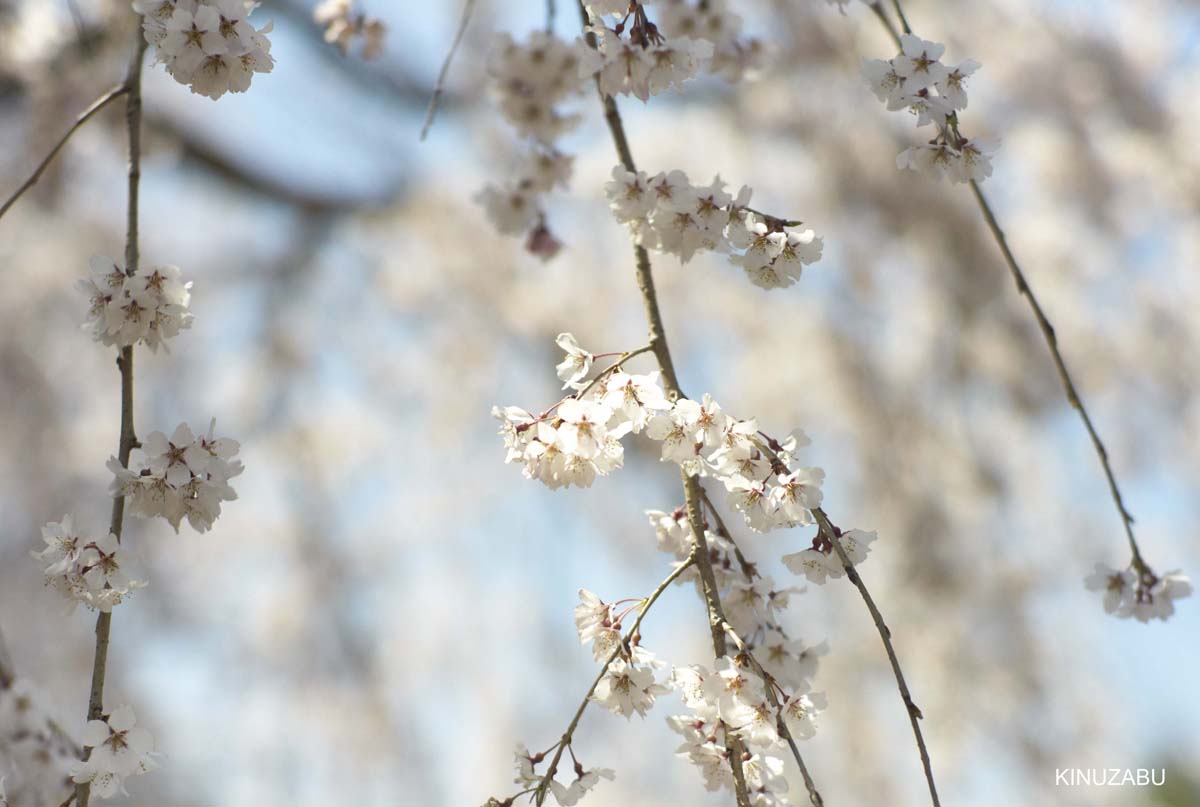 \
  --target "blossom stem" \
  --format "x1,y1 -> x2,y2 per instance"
814,507 -> 940,806
534,556 -> 696,805
867,0 -> 1149,576
0,84 -> 129,224
75,29 -> 146,807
